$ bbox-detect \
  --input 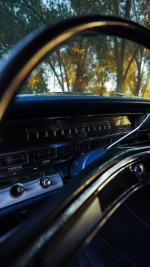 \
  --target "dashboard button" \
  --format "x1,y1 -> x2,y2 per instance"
36,131 -> 40,139
61,129 -> 65,135
75,127 -> 78,134
45,130 -> 48,137
40,176 -> 52,188
131,163 -> 145,180
10,184 -> 24,198
53,129 -> 57,136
